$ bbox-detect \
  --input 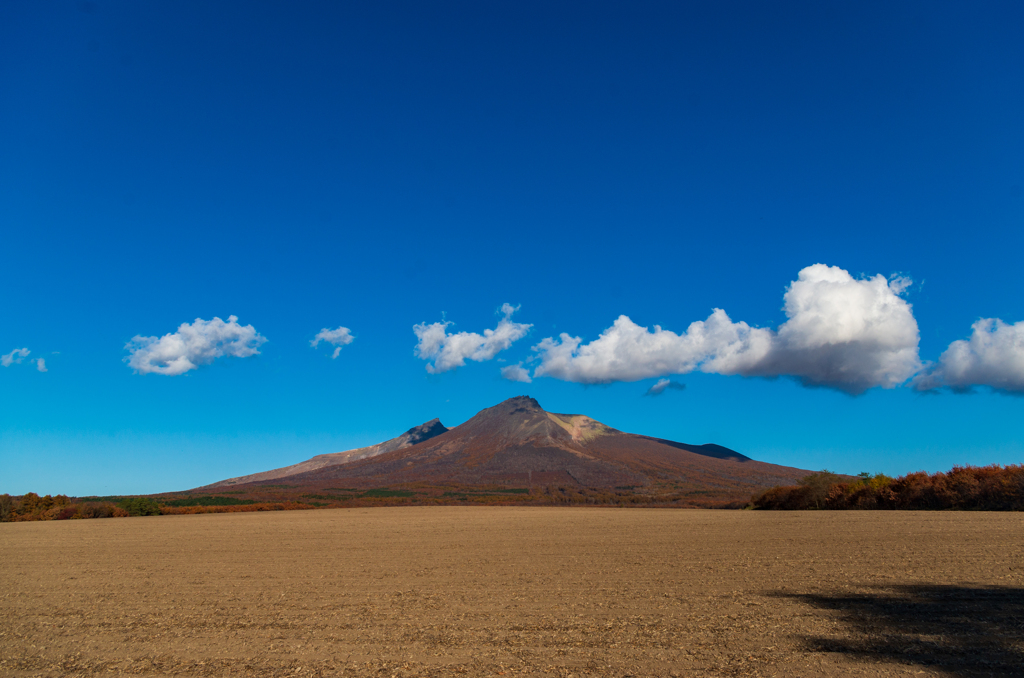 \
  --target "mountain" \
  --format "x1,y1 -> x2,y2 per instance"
201,418 -> 448,489
208,396 -> 808,495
